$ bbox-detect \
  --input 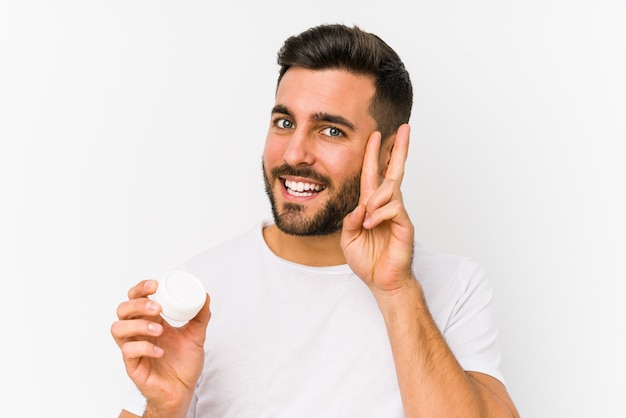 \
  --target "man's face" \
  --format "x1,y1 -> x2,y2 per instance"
262,67 -> 379,236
